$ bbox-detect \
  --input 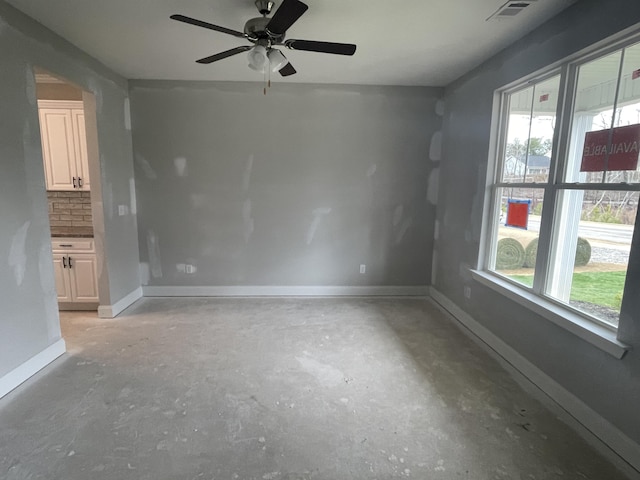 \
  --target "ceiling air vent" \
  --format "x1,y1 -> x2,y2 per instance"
487,0 -> 538,20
